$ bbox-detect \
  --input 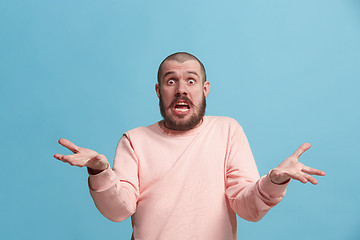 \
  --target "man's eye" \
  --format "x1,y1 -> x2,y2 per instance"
188,79 -> 195,84
167,79 -> 175,85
